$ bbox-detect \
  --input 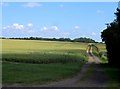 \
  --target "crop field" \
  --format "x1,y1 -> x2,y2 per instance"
1,39 -> 106,84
